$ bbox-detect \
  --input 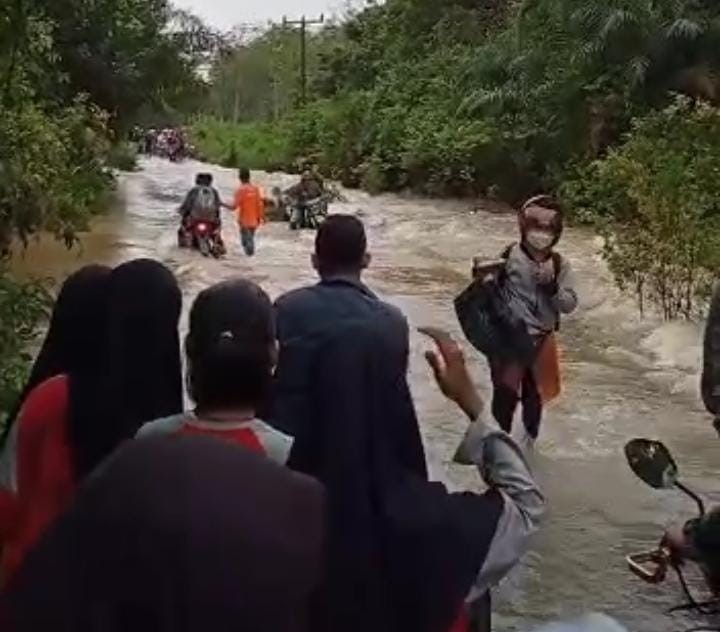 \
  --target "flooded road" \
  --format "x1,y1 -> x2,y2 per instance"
14,157 -> 720,631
